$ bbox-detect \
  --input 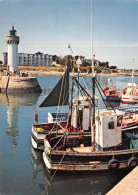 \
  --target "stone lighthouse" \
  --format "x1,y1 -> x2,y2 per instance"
6,26 -> 19,73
